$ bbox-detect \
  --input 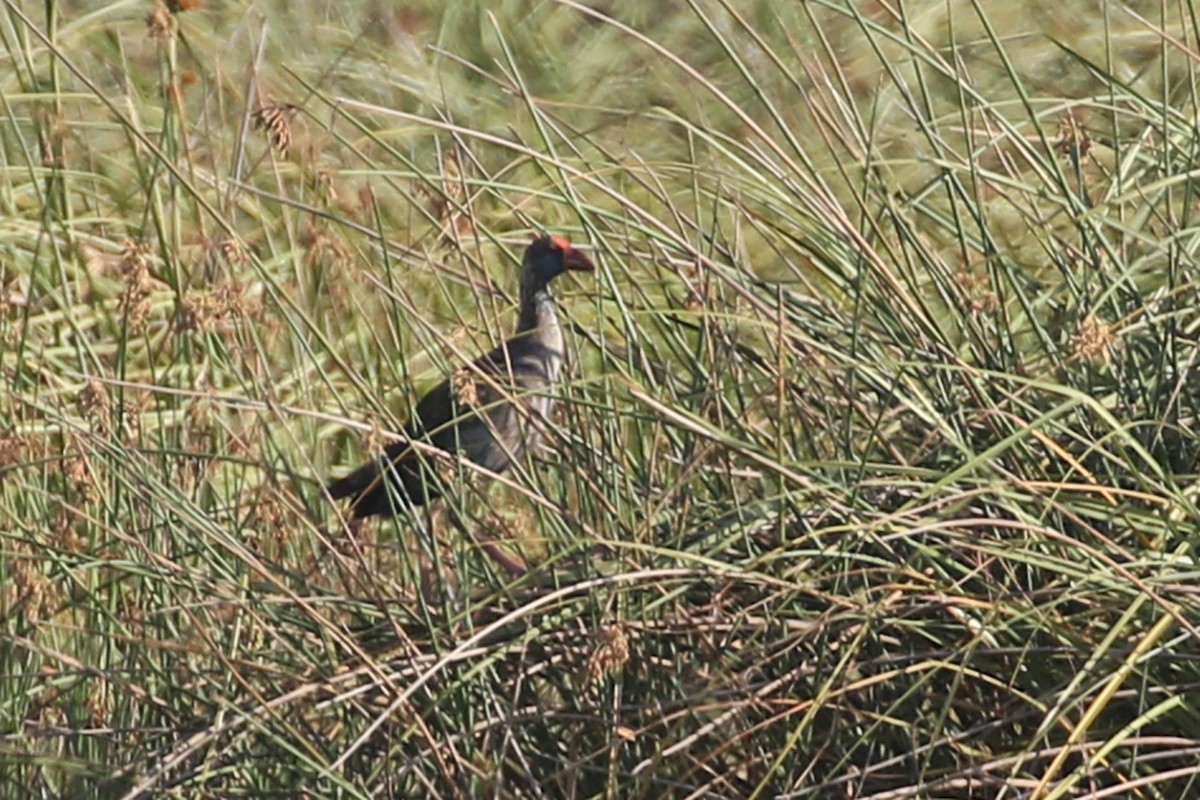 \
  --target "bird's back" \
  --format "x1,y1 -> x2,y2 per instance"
418,331 -> 564,473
